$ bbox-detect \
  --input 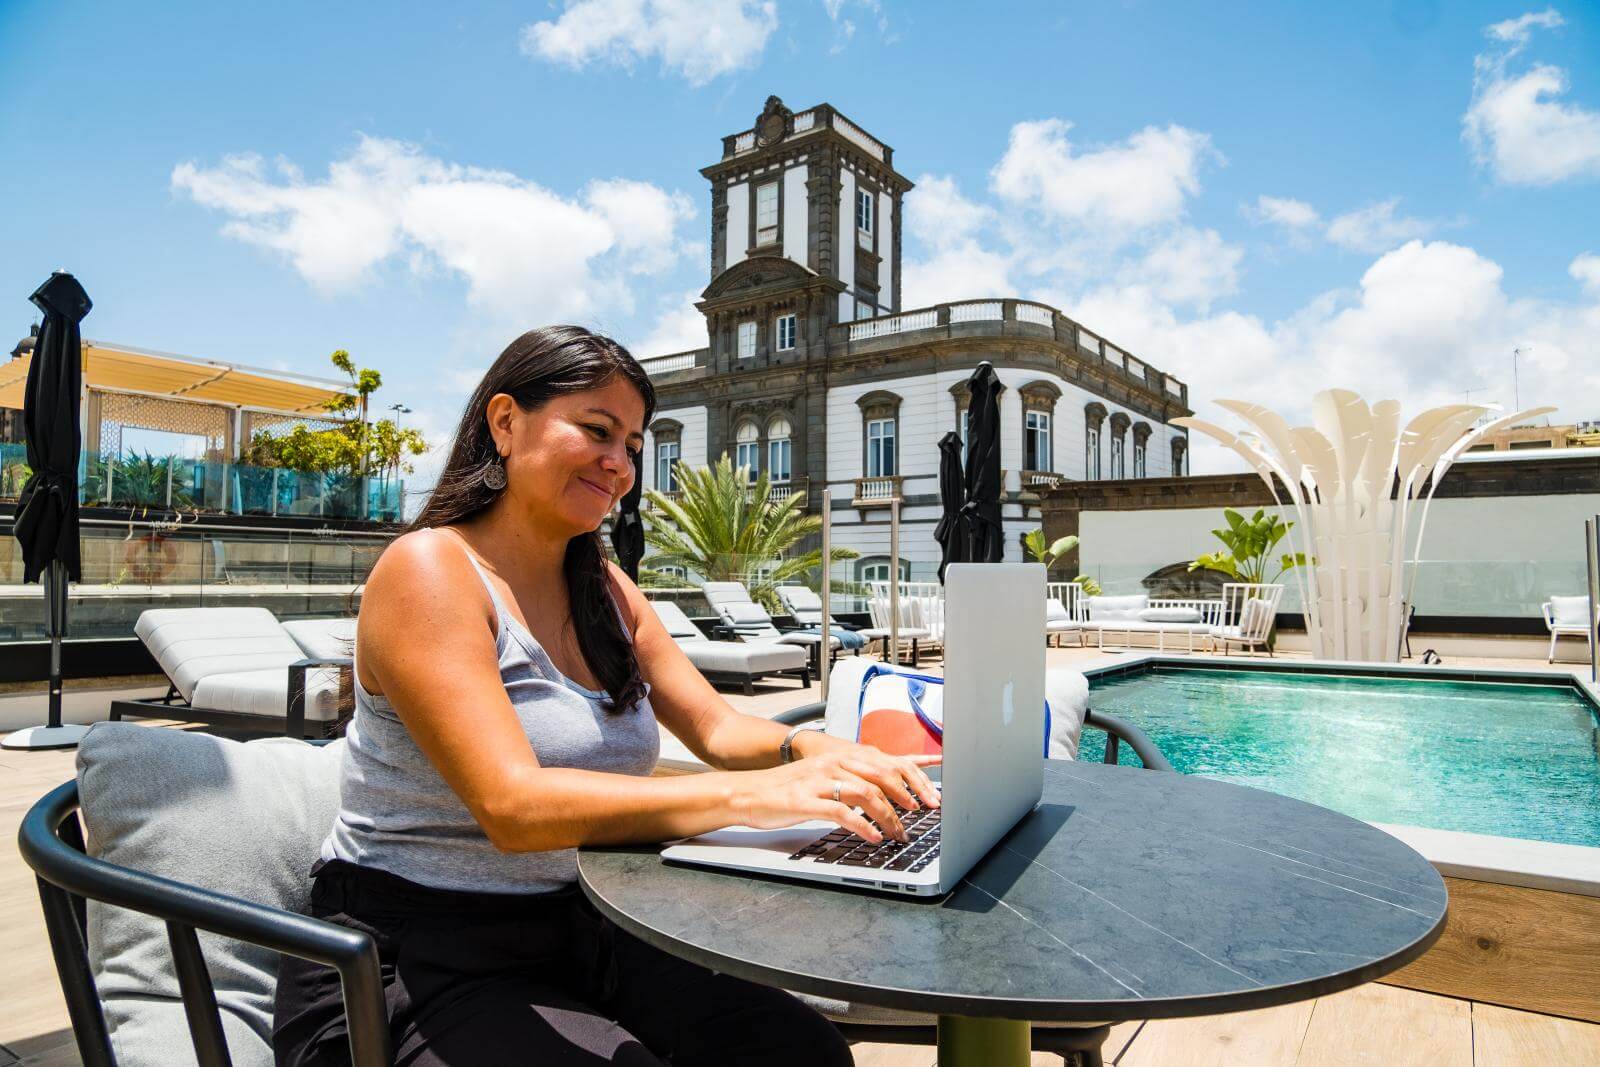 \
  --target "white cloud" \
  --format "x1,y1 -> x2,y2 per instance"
632,289 -> 709,355
1324,198 -> 1436,253
1249,195 -> 1320,230
1572,252 -> 1600,294
1486,8 -> 1564,50
520,0 -> 778,86
1464,8 -> 1600,185
172,136 -> 695,332
901,175 -> 1014,304
990,119 -> 1217,244
1129,227 -> 1241,311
